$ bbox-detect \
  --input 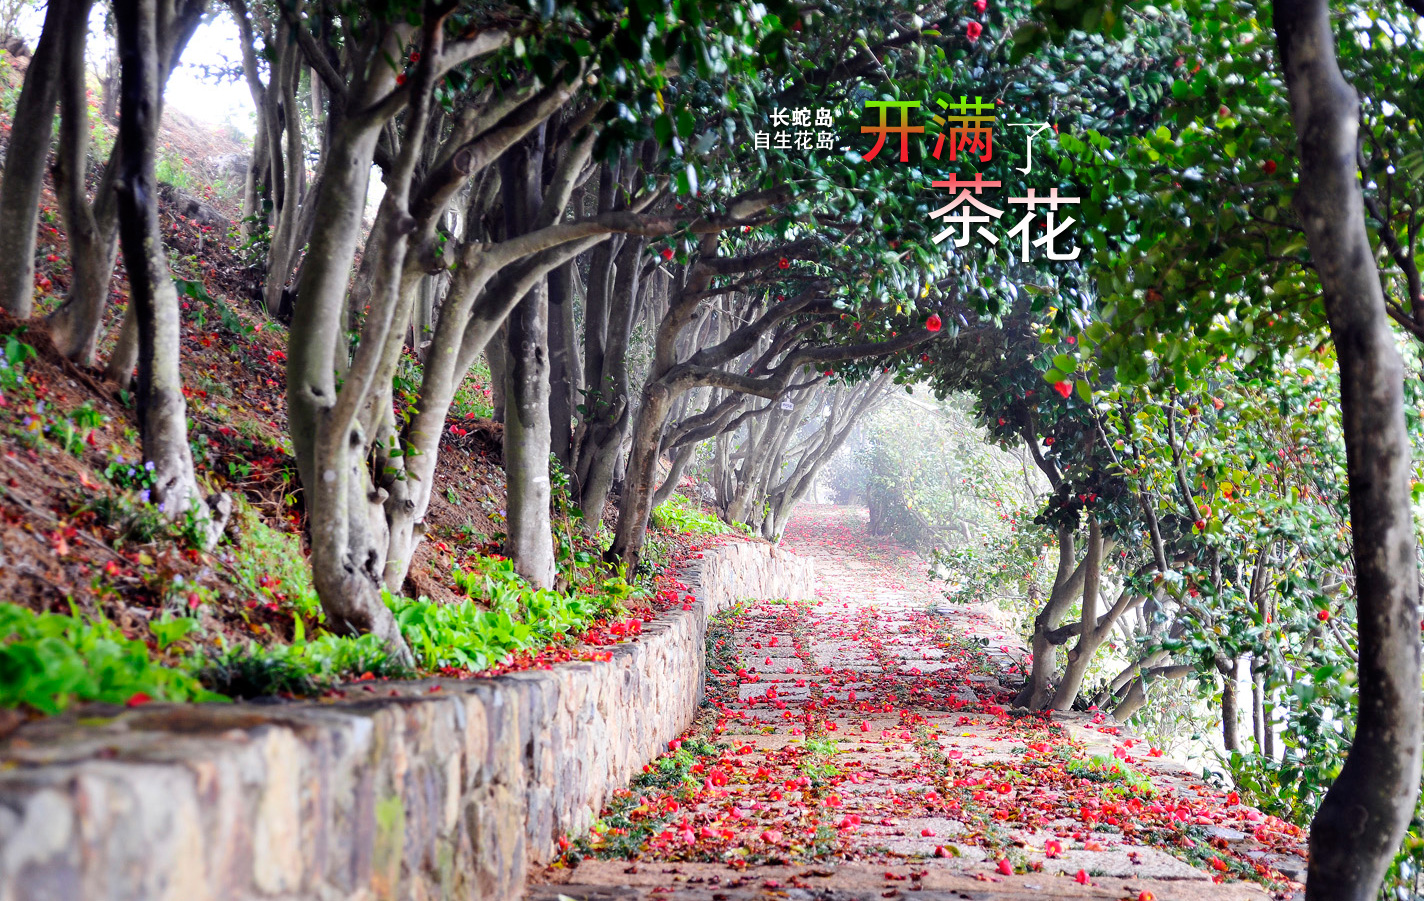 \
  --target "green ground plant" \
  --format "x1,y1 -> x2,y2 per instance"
0,602 -> 221,712
389,552 -> 633,672
652,493 -> 748,537
192,632 -> 410,698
